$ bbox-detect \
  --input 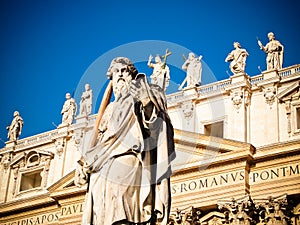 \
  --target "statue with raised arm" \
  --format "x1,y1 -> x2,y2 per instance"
79,83 -> 93,116
225,42 -> 249,74
77,57 -> 176,225
60,93 -> 77,126
148,49 -> 172,91
257,32 -> 284,71
6,111 -> 24,141
182,52 -> 203,87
